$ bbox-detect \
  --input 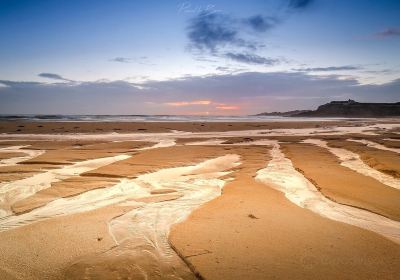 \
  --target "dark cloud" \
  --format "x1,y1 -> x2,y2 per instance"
374,27 -> 400,38
288,0 -> 314,10
0,80 -> 42,88
294,65 -> 361,72
1,72 -> 399,114
187,11 -> 238,52
38,73 -> 72,82
244,15 -> 279,32
186,1 -> 314,56
186,12 -> 272,53
109,57 -> 132,63
225,52 -> 278,65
